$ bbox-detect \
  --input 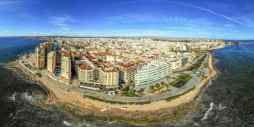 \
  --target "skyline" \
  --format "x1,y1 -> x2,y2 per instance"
0,0 -> 254,39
